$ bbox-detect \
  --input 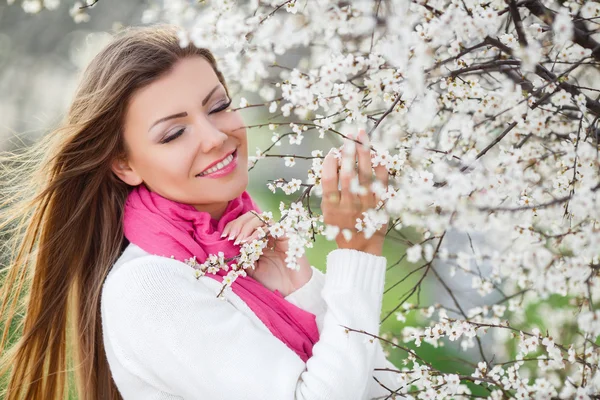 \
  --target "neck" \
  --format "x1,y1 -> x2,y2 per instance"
193,201 -> 229,220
